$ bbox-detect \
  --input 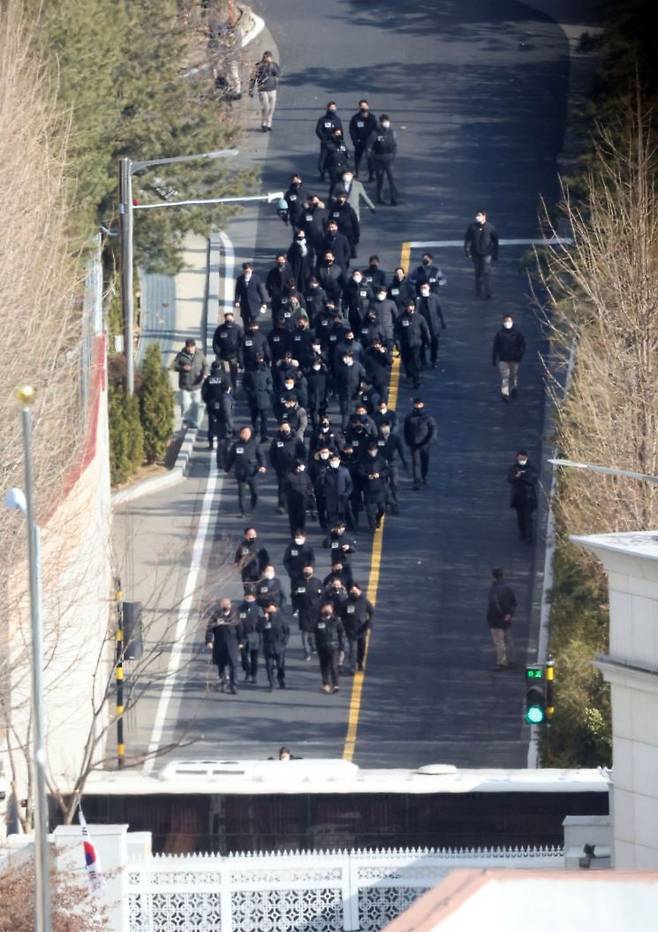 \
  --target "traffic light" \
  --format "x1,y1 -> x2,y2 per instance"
524,660 -> 556,724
